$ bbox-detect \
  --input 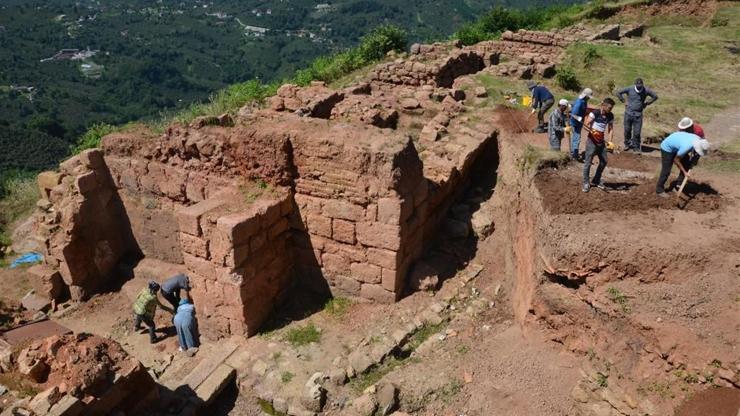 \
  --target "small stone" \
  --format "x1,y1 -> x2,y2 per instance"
329,368 -> 348,386
352,394 -> 378,416
252,359 -> 268,376
376,382 -> 398,415
399,98 -> 421,109
474,87 -> 488,98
